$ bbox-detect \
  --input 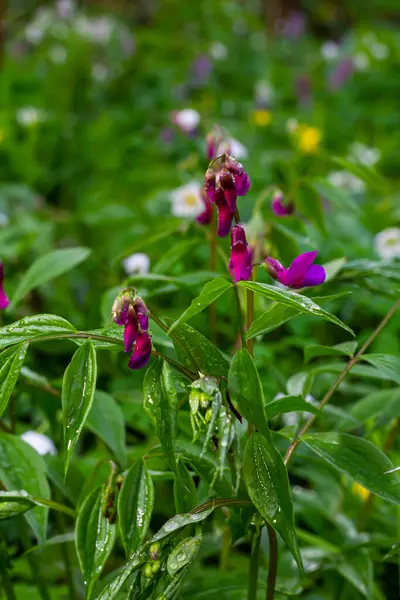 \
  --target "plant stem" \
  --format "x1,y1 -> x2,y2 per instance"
190,498 -> 252,514
246,286 -> 254,357
233,284 -> 246,348
151,350 -> 196,380
1,568 -> 16,600
247,527 -> 261,600
19,519 -> 51,600
220,523 -> 231,571
210,204 -> 218,343
284,298 -> 400,466
266,523 -> 278,600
